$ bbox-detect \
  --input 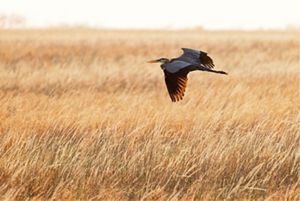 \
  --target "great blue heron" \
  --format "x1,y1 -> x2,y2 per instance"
148,48 -> 227,102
